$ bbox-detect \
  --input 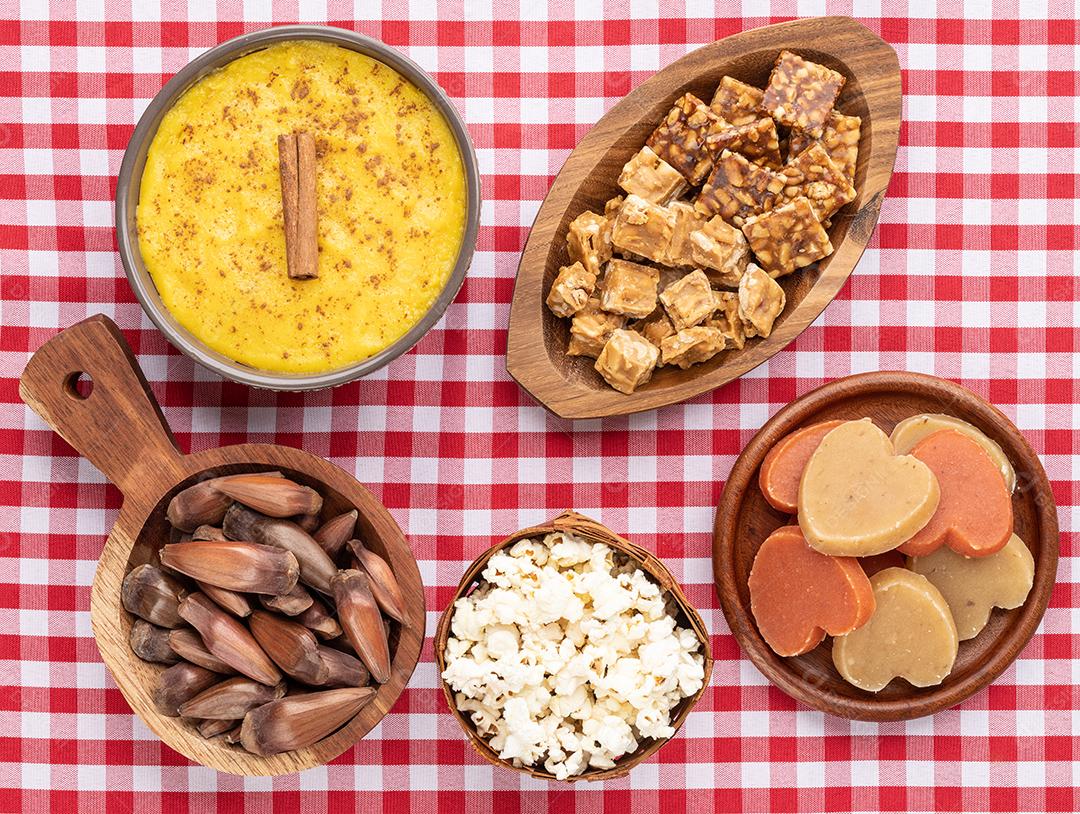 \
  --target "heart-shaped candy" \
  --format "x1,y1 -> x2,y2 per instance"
748,525 -> 874,657
798,419 -> 940,556
897,429 -> 1013,558
891,413 -> 1016,493
758,420 -> 844,513
909,532 -> 1034,640
832,567 -> 958,691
